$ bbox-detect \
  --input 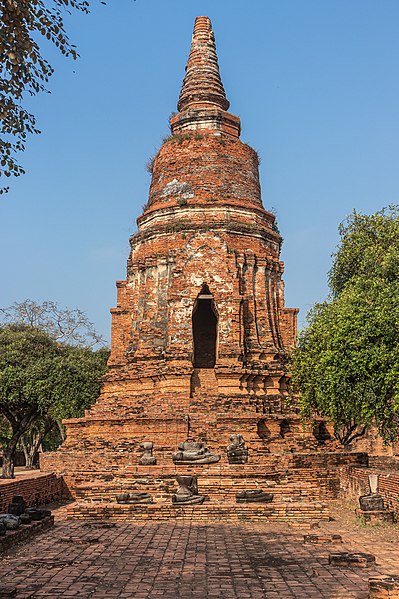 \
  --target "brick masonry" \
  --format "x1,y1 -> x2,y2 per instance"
0,472 -> 63,512
1,514 -> 399,599
41,16 -> 369,523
